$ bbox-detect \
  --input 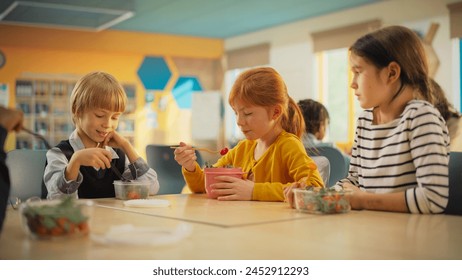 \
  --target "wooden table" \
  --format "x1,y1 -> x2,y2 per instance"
1,194 -> 462,260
